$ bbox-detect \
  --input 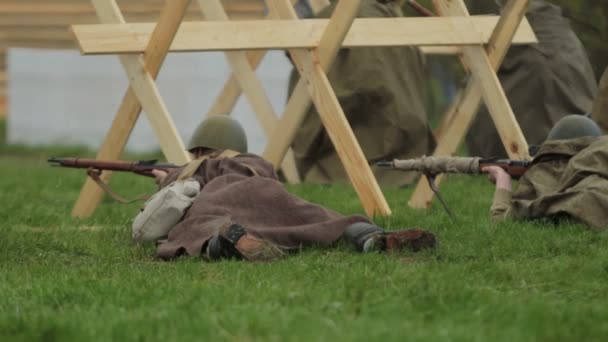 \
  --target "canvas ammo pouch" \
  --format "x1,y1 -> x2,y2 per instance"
132,178 -> 200,243
132,149 -> 246,243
